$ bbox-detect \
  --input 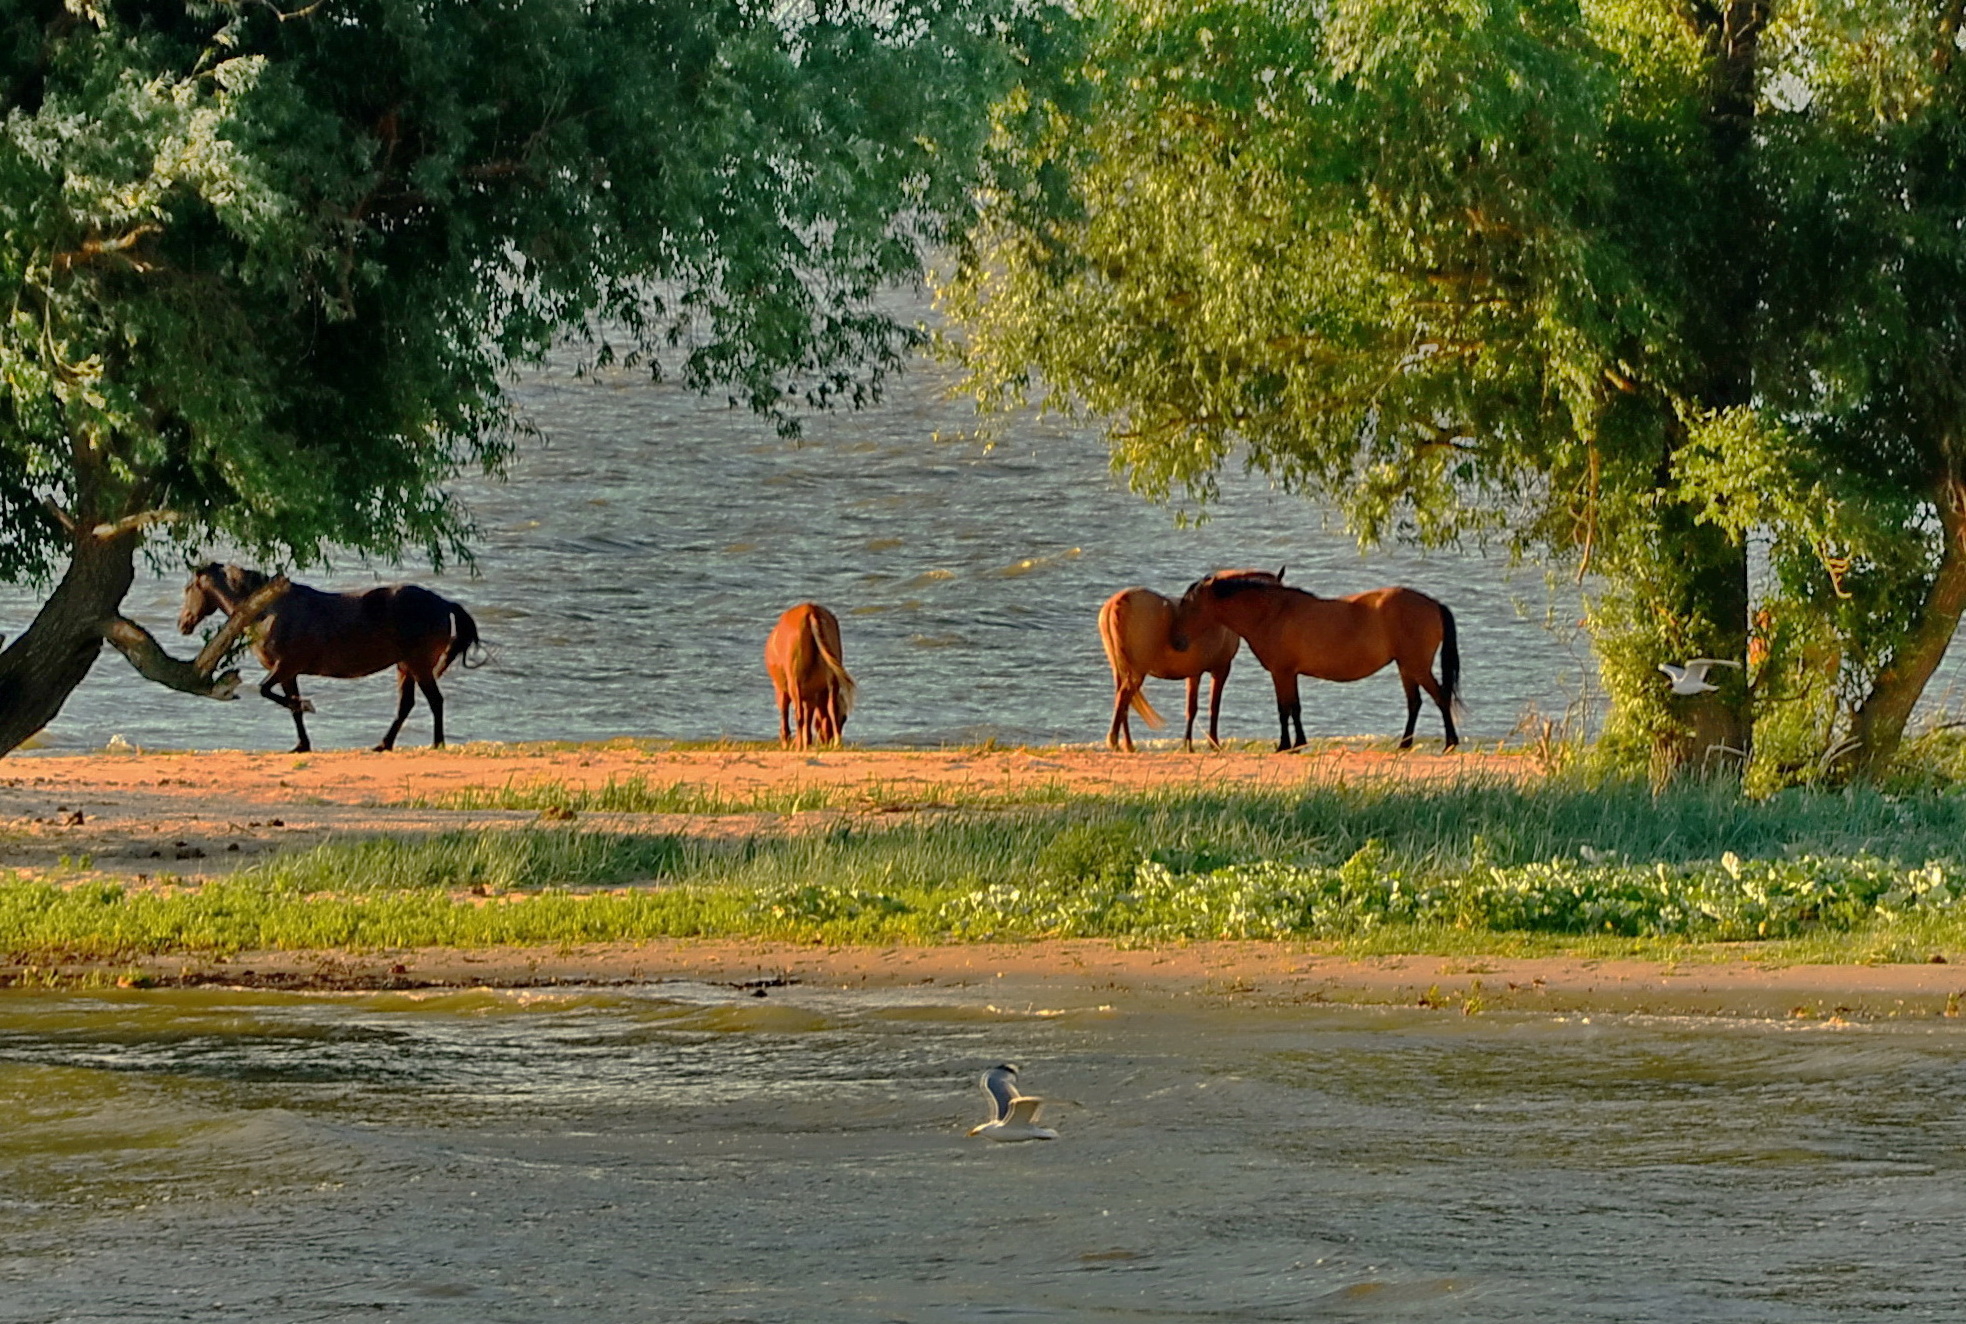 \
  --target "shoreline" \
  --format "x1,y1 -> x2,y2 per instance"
12,940 -> 1964,1020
